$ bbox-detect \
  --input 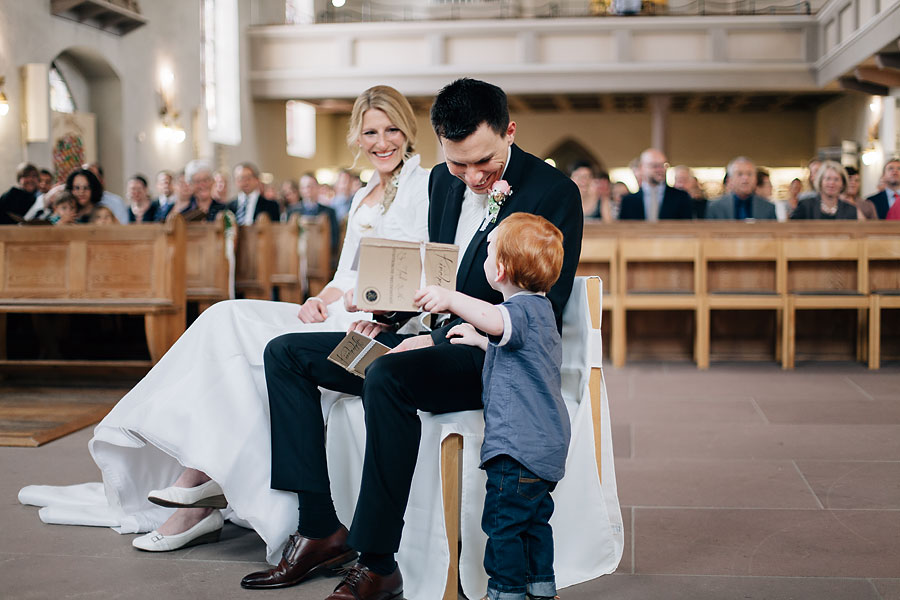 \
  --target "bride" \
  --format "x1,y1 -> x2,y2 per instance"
20,85 -> 430,561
